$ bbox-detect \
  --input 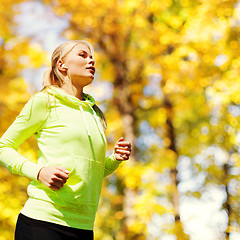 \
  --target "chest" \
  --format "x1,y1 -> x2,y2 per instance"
42,105 -> 106,147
